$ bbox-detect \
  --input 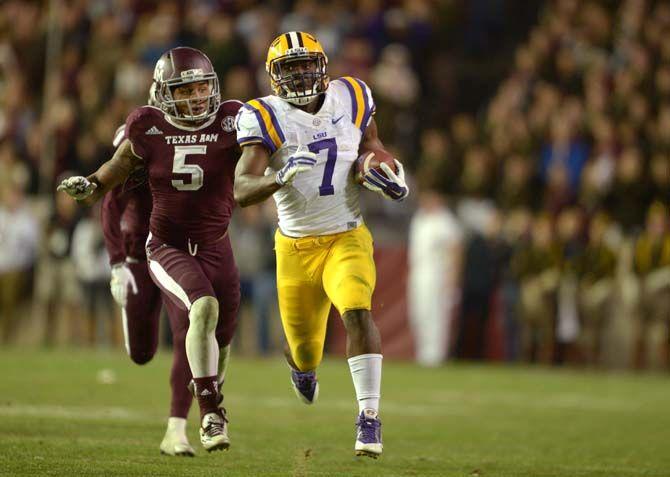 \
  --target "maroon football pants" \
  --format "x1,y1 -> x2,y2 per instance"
145,234 -> 240,349
123,261 -> 193,419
